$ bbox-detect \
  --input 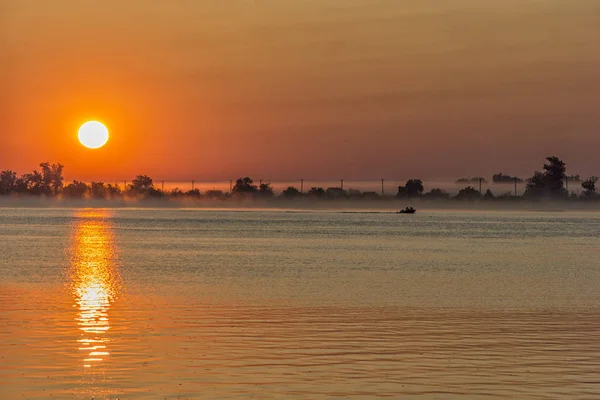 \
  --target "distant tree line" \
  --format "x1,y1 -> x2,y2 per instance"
455,177 -> 488,184
492,173 -> 523,183
0,157 -> 597,201
0,163 -> 65,196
